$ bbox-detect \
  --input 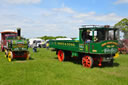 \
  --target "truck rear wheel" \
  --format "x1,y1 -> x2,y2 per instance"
58,50 -> 71,61
82,56 -> 93,68
58,50 -> 65,61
